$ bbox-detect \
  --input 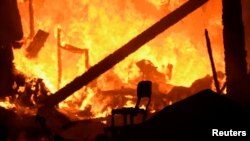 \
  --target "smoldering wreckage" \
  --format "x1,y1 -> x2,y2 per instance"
1,0 -> 250,140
